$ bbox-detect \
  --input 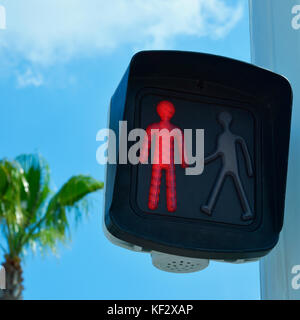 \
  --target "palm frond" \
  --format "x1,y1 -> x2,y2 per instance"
45,175 -> 103,227
0,159 -> 29,220
52,175 -> 104,207
0,165 -> 9,197
1,154 -> 104,257
0,159 -> 30,256
20,175 -> 103,253
15,154 -> 51,225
